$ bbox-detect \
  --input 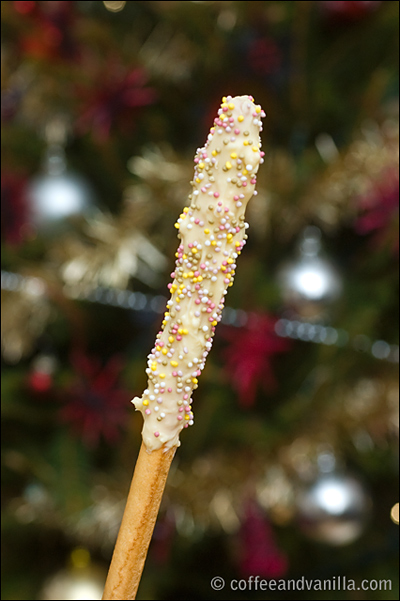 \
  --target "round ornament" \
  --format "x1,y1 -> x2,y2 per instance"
278,226 -> 342,318
295,472 -> 371,546
27,144 -> 95,235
